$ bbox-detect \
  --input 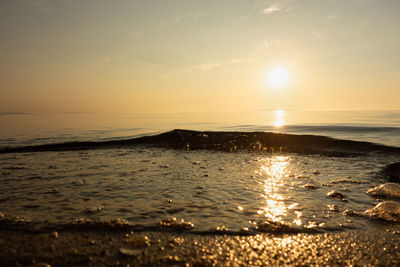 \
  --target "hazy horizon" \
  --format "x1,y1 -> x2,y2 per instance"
1,0 -> 399,113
